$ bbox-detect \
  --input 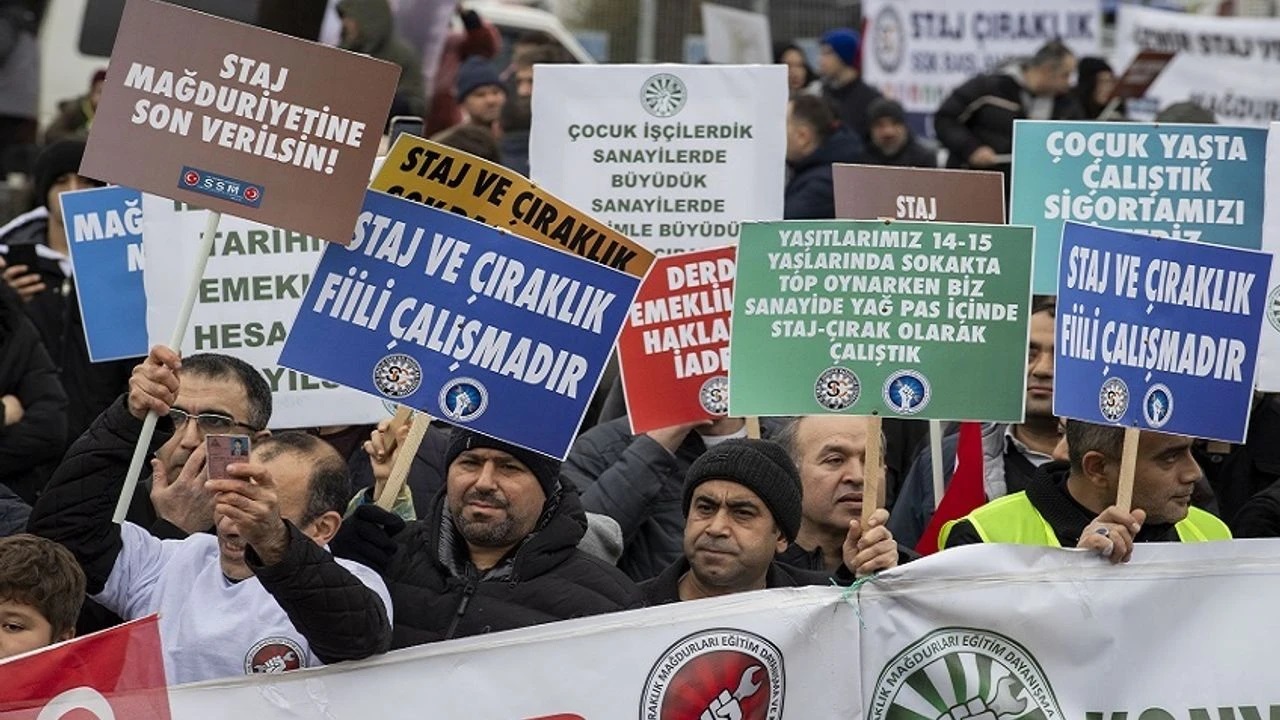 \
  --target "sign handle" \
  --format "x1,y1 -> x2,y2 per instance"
929,420 -> 944,510
376,411 -> 433,510
382,405 -> 414,454
1115,427 -> 1140,514
863,415 -> 884,528
1097,97 -> 1124,122
745,417 -> 761,440
113,209 -> 223,524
